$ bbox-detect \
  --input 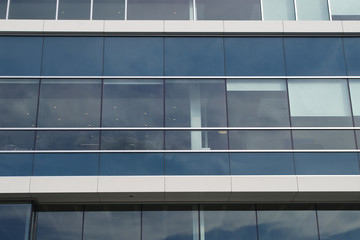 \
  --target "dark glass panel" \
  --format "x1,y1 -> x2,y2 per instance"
257,204 -> 318,240
36,210 -> 83,240
83,207 -> 140,240
142,205 -> 198,240
230,153 -> 294,175
58,0 -> 90,19
294,152 -> 359,175
0,0 -> 7,18
35,131 -> 100,150
37,80 -> 101,127
292,130 -> 356,150
101,131 -> 163,150
229,131 -> 292,150
93,0 -> 125,20
165,153 -> 229,175
0,131 -> 35,150
344,38 -> 360,76
284,37 -> 347,76
0,36 -> 42,75
0,204 -> 31,240
0,79 -> 38,127
227,79 -> 290,127
224,38 -> 286,76
100,153 -> 164,175
104,37 -> 164,76
196,0 -> 261,20
128,0 -> 192,20
202,205 -> 257,240
9,0 -> 56,19
165,37 -> 224,76
33,153 -> 99,176
165,131 -> 228,150
165,80 -> 227,127
0,154 -> 33,176
102,80 -> 163,127
42,37 -> 103,76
